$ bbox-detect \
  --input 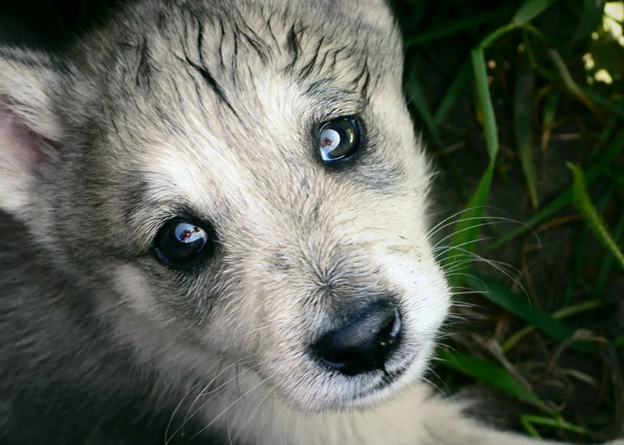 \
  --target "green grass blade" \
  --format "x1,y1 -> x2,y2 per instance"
464,272 -> 595,353
405,61 -> 442,147
522,416 -> 543,438
479,23 -> 517,49
486,188 -> 573,252
444,165 -> 494,275
568,164 -> 624,270
548,50 -> 604,119
521,415 -> 587,436
471,49 -> 499,160
503,299 -> 610,353
573,0 -> 608,41
405,7 -> 513,47
580,87 -> 624,121
541,88 -> 560,152
443,49 -> 499,281
465,0 -> 558,51
470,0 -> 559,54
514,55 -> 539,209
485,127 -> 624,252
512,0 -> 561,26
593,207 -> 624,297
437,348 -> 557,415
432,58 -> 472,128
590,115 -> 619,158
